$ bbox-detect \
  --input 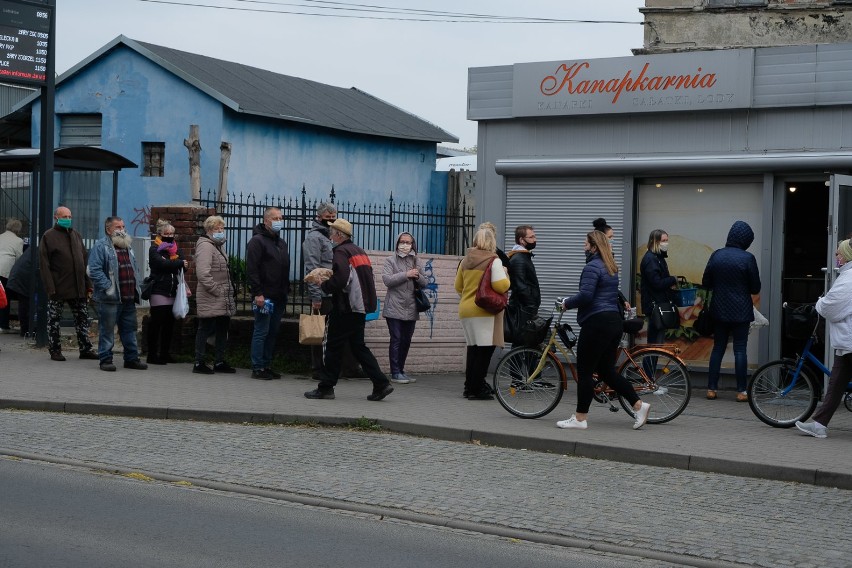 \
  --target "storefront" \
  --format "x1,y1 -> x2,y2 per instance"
468,44 -> 852,371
